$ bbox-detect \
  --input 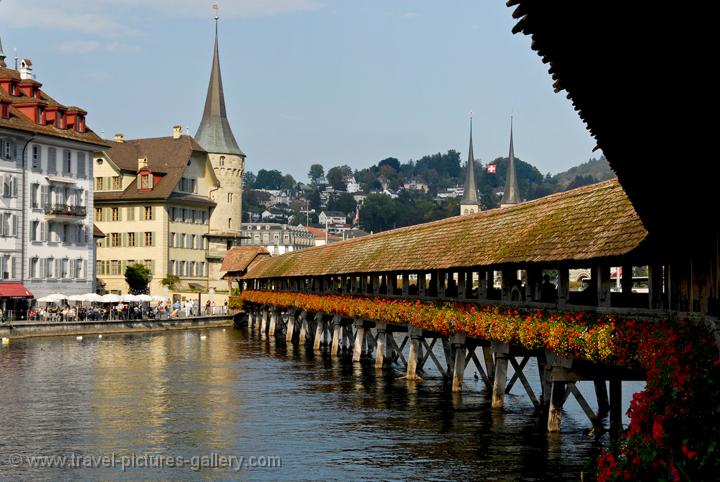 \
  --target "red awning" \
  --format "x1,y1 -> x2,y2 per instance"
0,283 -> 34,298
